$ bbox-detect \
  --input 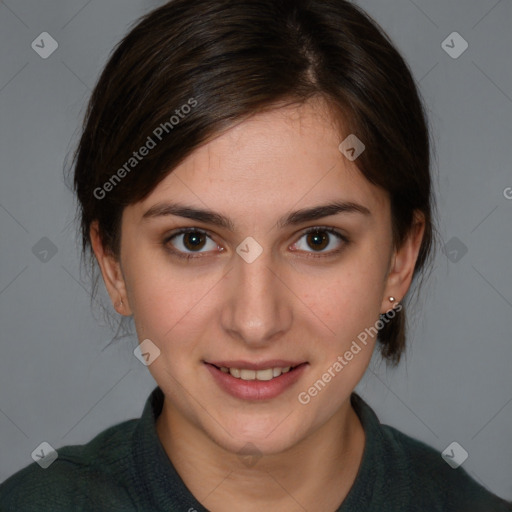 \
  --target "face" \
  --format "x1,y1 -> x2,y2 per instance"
92,98 -> 423,456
